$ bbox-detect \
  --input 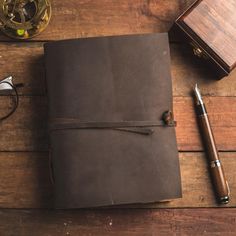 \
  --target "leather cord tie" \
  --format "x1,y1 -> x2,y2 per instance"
49,110 -> 176,135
